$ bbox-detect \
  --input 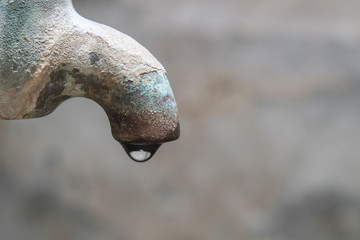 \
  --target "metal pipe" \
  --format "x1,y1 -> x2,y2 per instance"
0,0 -> 180,161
